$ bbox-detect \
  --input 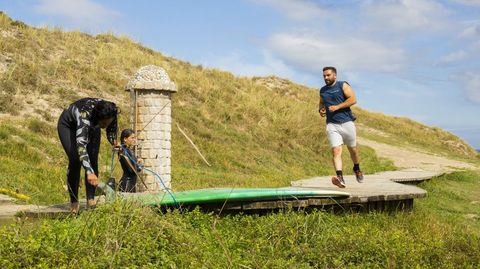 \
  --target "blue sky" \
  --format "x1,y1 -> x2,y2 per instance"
2,0 -> 480,149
